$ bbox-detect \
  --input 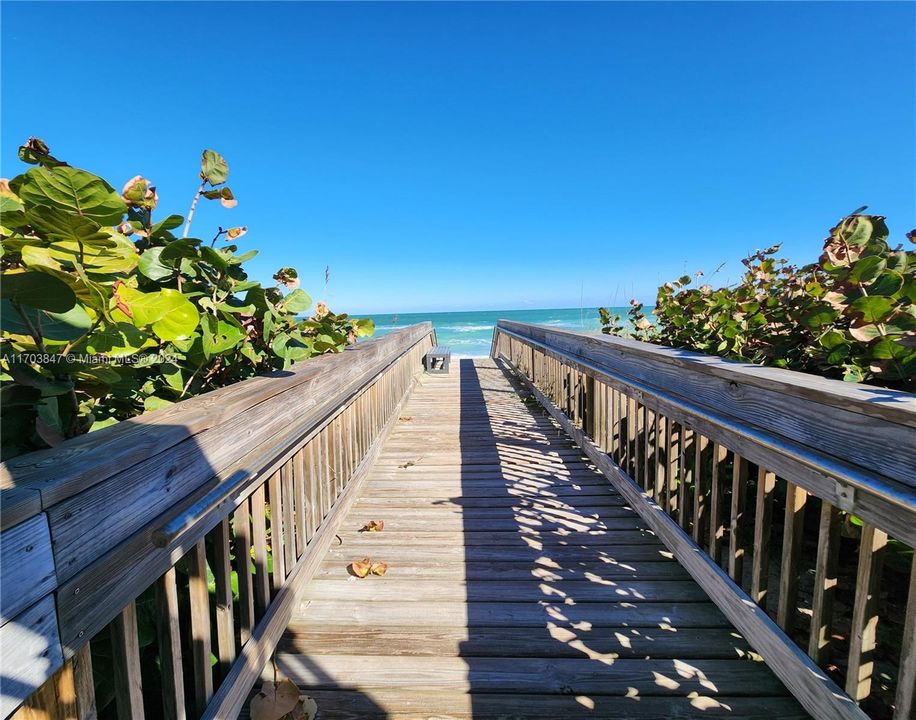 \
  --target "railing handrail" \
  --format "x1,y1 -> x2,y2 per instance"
492,321 -> 916,720
0,322 -> 435,531
495,321 -> 916,544
496,320 -> 916,424
0,323 -> 436,720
